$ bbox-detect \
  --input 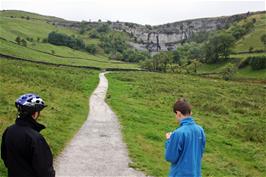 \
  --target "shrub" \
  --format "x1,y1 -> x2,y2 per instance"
96,23 -> 111,33
249,56 -> 266,70
90,29 -> 99,38
221,63 -> 237,80
238,57 -> 251,69
260,34 -> 266,47
15,36 -> 21,45
86,44 -> 97,55
21,39 -> 27,47
204,32 -> 235,63
48,31 -> 85,50
42,38 -> 48,43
